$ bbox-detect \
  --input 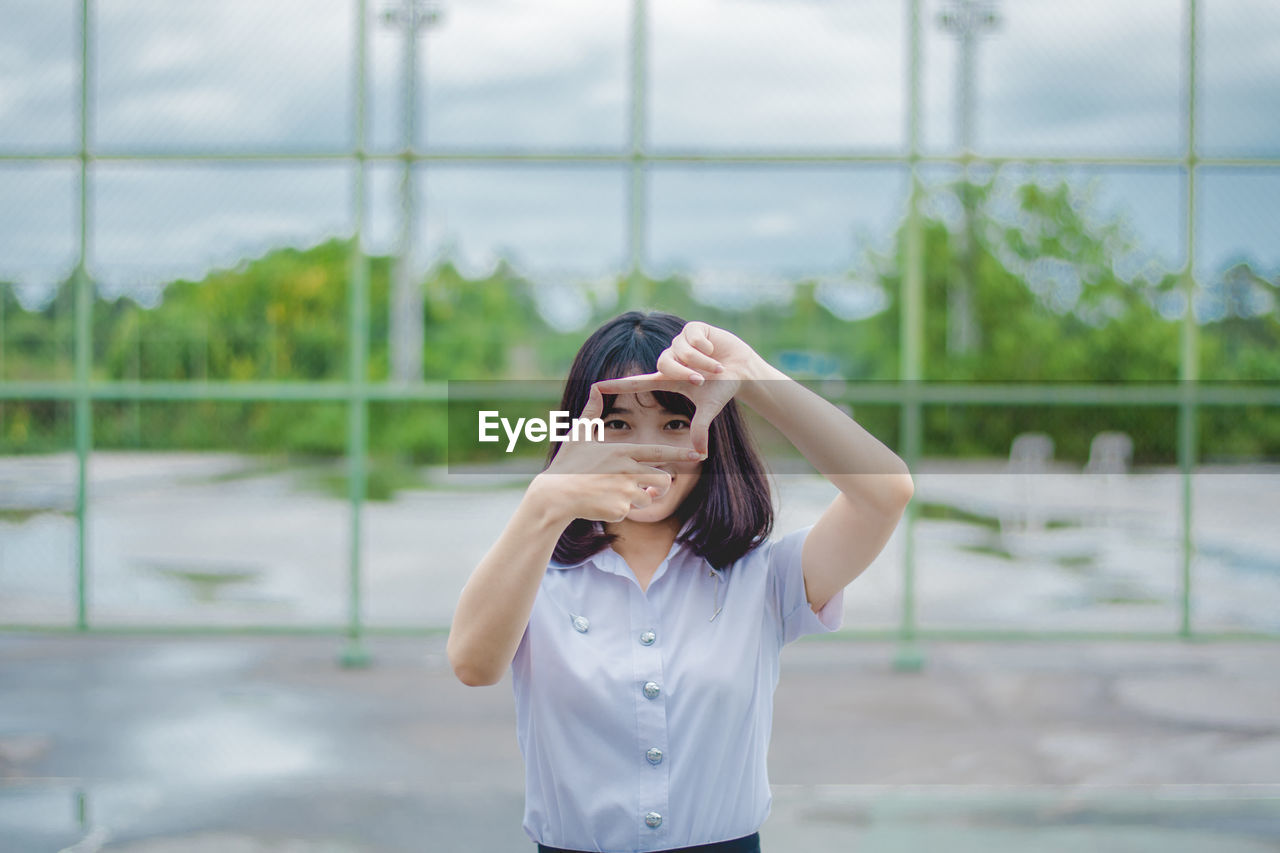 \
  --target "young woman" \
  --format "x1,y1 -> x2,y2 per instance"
447,311 -> 913,853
